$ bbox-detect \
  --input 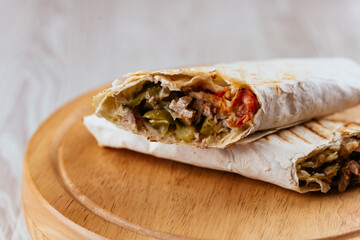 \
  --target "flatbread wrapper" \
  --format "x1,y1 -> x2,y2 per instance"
93,58 -> 360,148
84,105 -> 360,193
